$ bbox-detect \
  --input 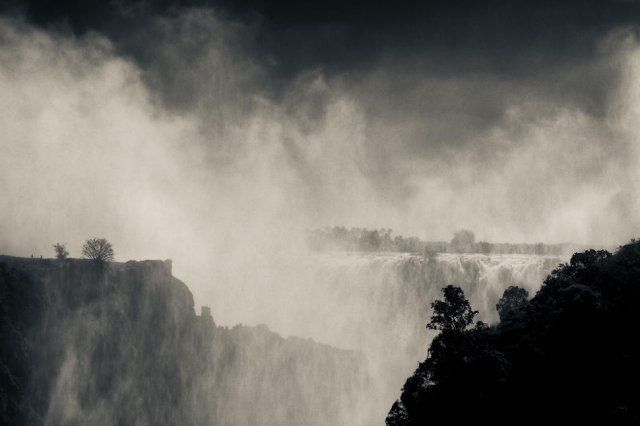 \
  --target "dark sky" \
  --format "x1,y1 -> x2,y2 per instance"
4,0 -> 640,77
5,0 -> 637,144
3,0 -> 637,141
